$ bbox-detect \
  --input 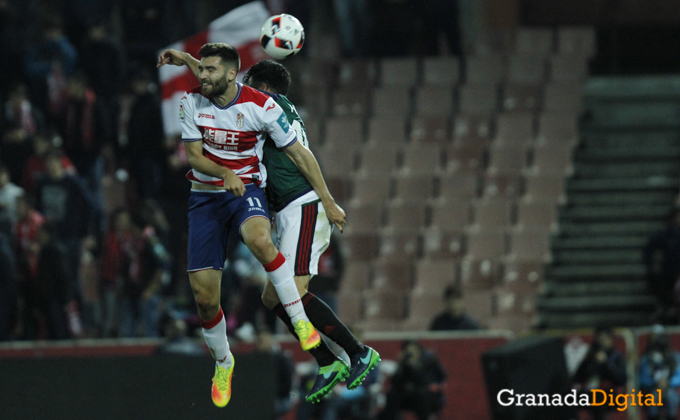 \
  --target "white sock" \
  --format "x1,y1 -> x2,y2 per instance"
264,252 -> 309,324
201,307 -> 232,368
